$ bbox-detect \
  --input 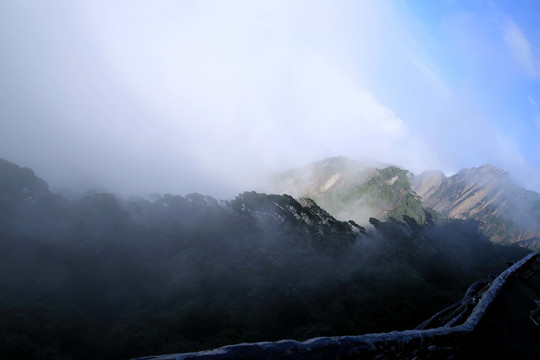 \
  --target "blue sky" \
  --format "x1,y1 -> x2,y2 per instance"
1,0 -> 540,197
